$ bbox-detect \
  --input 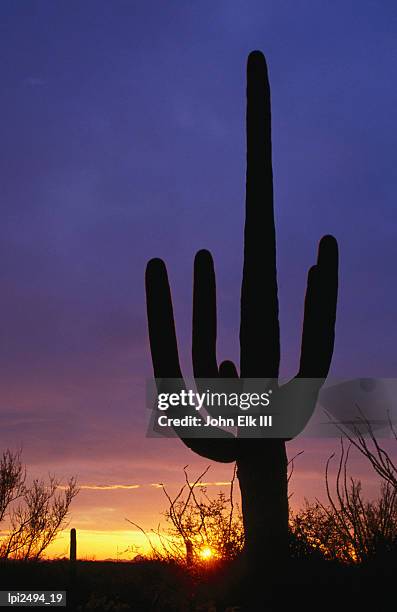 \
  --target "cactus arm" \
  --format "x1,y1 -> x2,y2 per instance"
298,236 -> 338,379
145,257 -> 237,463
